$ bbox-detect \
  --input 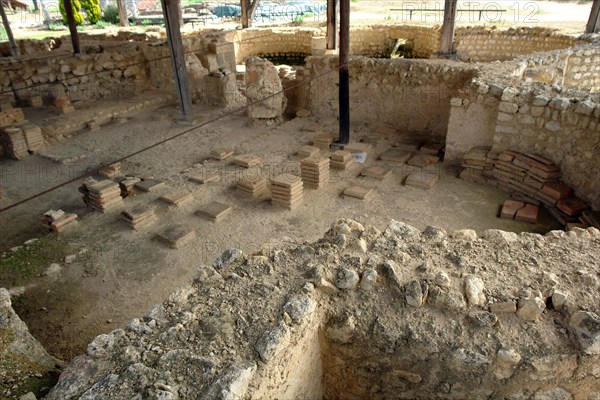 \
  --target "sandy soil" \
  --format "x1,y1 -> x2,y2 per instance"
0,96 -> 562,362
